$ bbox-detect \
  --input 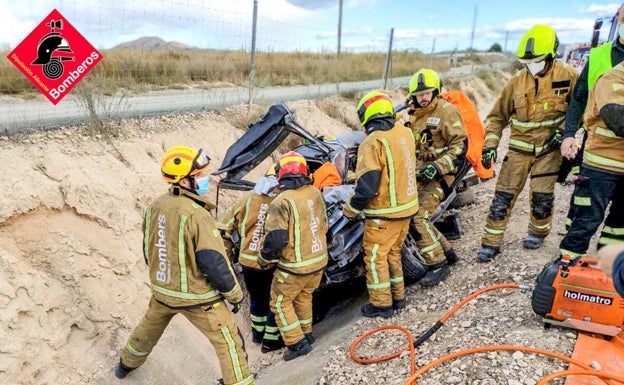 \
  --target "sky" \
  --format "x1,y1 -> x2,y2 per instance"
1,0 -> 621,53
